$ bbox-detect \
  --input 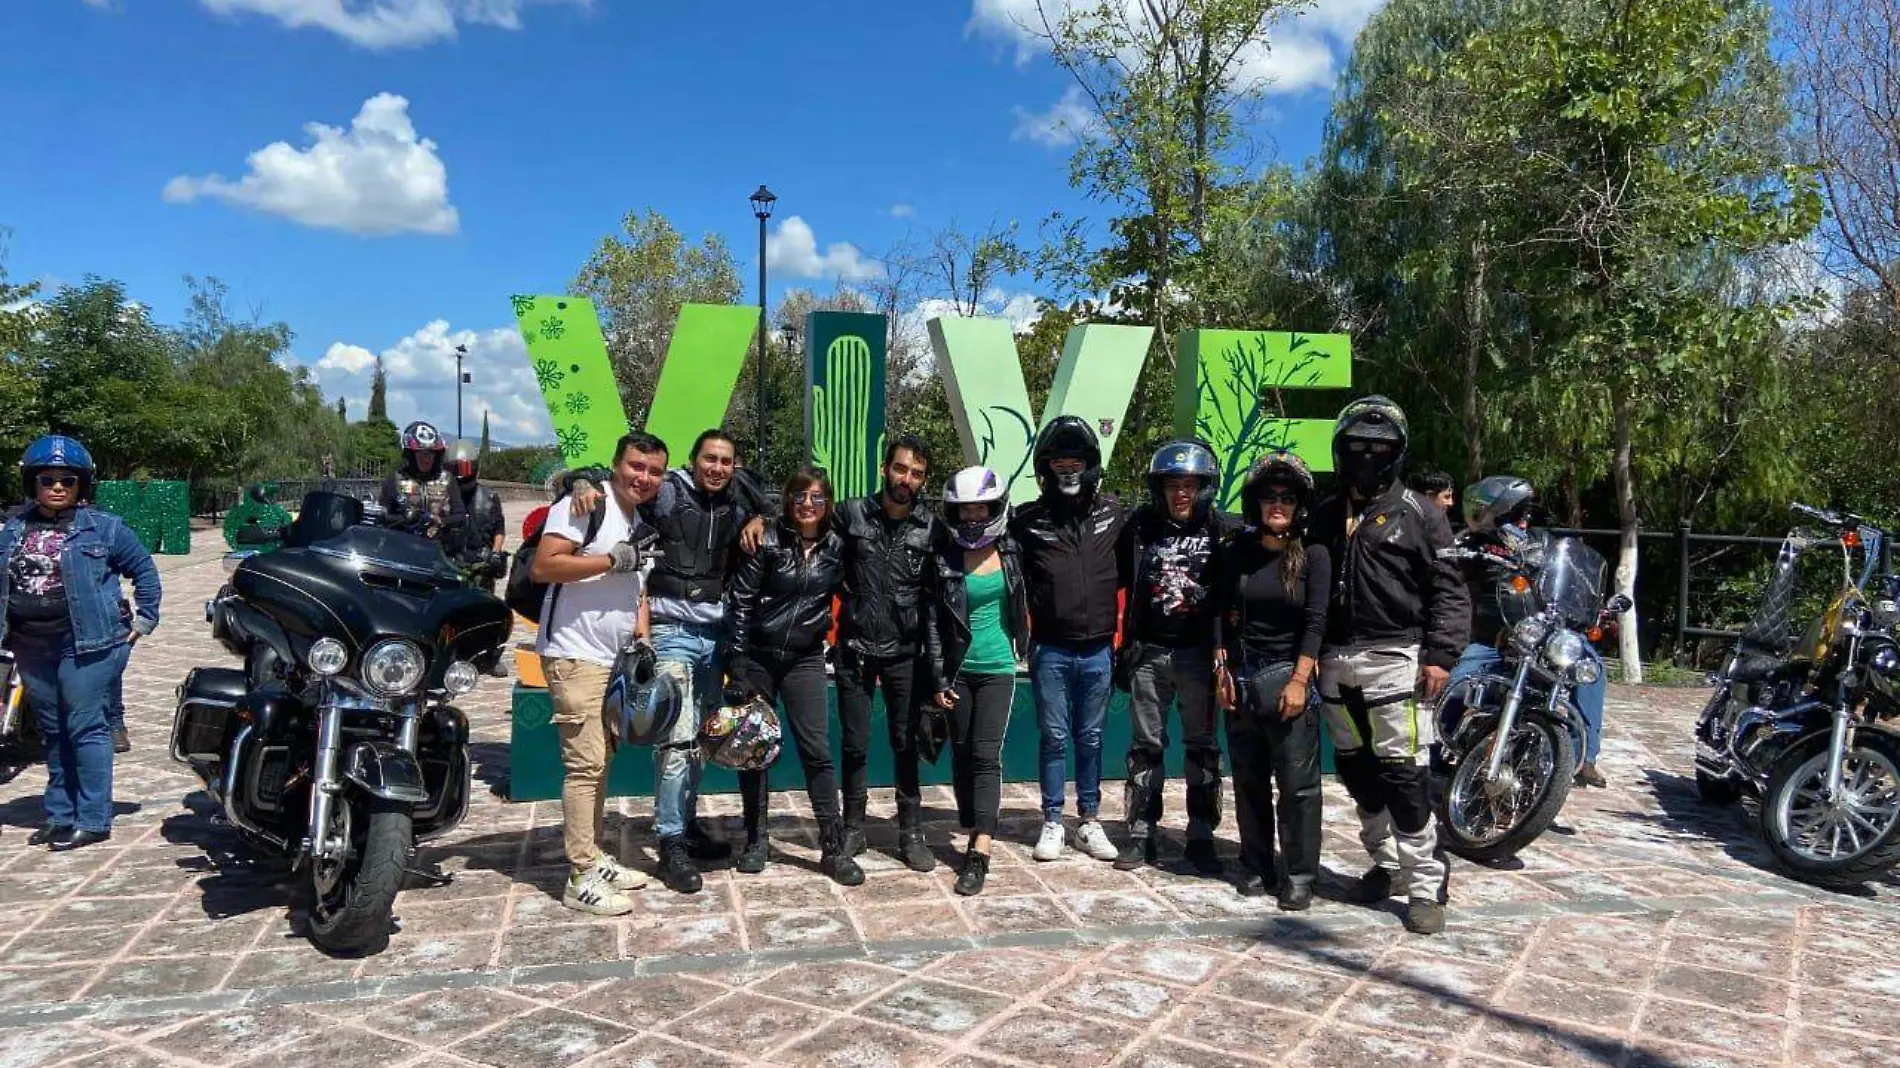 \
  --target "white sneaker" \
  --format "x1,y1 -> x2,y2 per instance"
592,855 -> 649,892
563,870 -> 636,916
1032,821 -> 1066,861
1073,820 -> 1119,862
